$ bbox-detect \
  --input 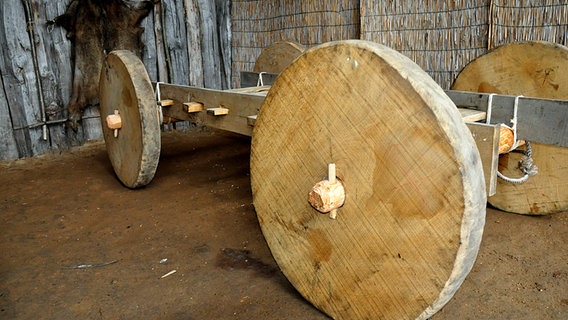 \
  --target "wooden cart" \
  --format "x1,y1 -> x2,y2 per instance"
99,40 -> 568,319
